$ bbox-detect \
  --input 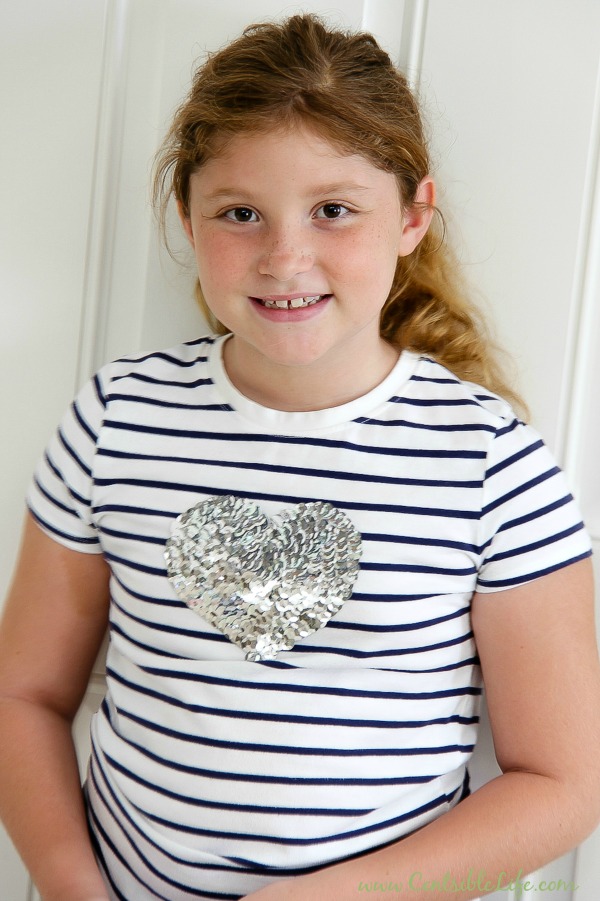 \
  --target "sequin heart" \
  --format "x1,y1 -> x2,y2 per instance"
164,495 -> 362,661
